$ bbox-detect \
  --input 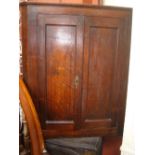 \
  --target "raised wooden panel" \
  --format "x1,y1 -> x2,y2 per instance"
82,16 -> 124,129
46,25 -> 75,122
86,27 -> 117,119
37,15 -> 84,129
